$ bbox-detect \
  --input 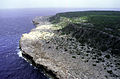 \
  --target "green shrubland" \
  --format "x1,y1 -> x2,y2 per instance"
50,11 -> 120,36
